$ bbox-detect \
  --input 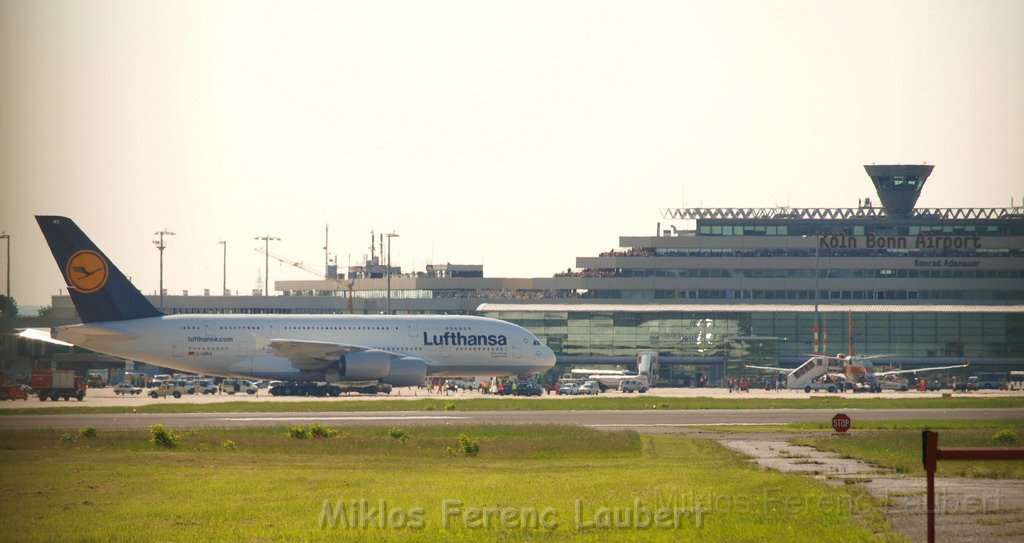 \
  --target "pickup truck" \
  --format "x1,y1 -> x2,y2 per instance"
148,383 -> 188,399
